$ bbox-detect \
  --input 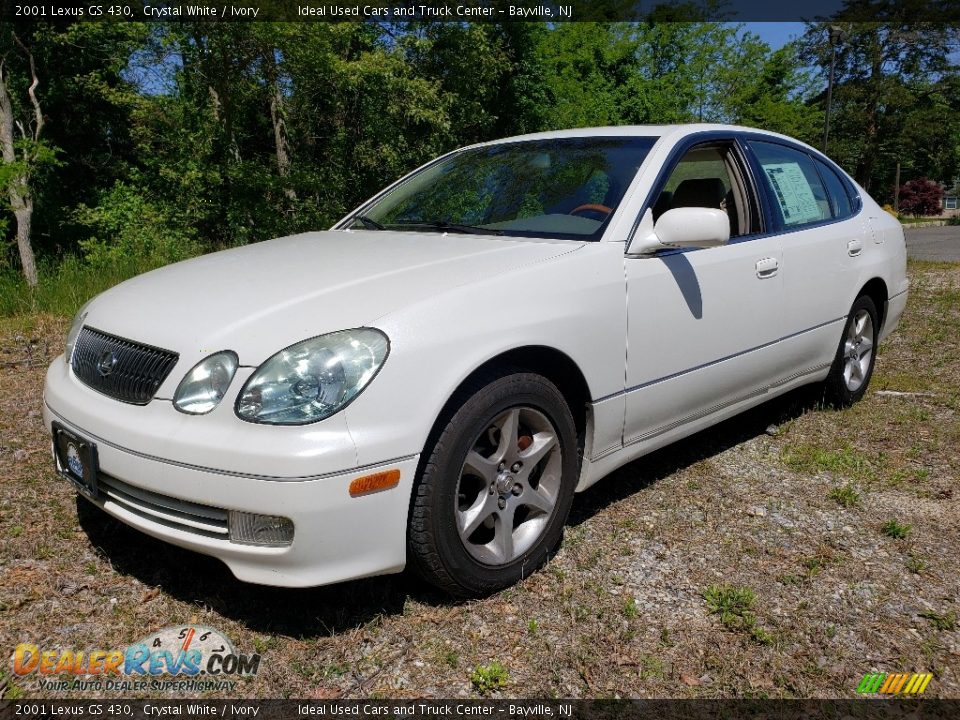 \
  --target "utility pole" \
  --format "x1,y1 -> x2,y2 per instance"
822,25 -> 846,156
894,162 -> 901,213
